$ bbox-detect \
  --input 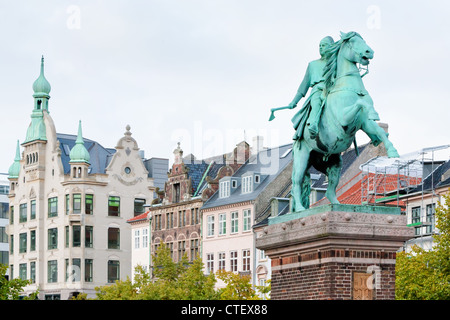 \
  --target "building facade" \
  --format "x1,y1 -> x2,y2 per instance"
0,174 -> 9,274
6,58 -> 158,299
201,143 -> 293,290
147,141 -> 250,275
